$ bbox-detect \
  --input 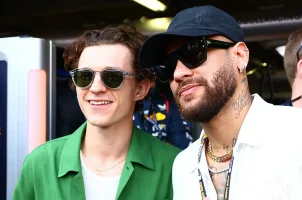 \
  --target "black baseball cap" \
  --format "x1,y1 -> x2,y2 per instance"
138,5 -> 244,69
